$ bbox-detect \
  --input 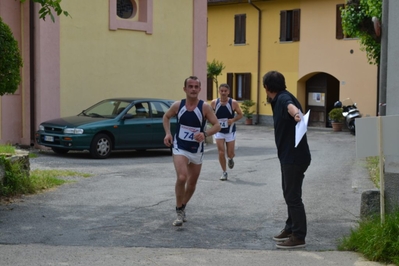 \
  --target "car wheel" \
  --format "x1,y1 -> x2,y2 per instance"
90,134 -> 112,159
51,147 -> 69,154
